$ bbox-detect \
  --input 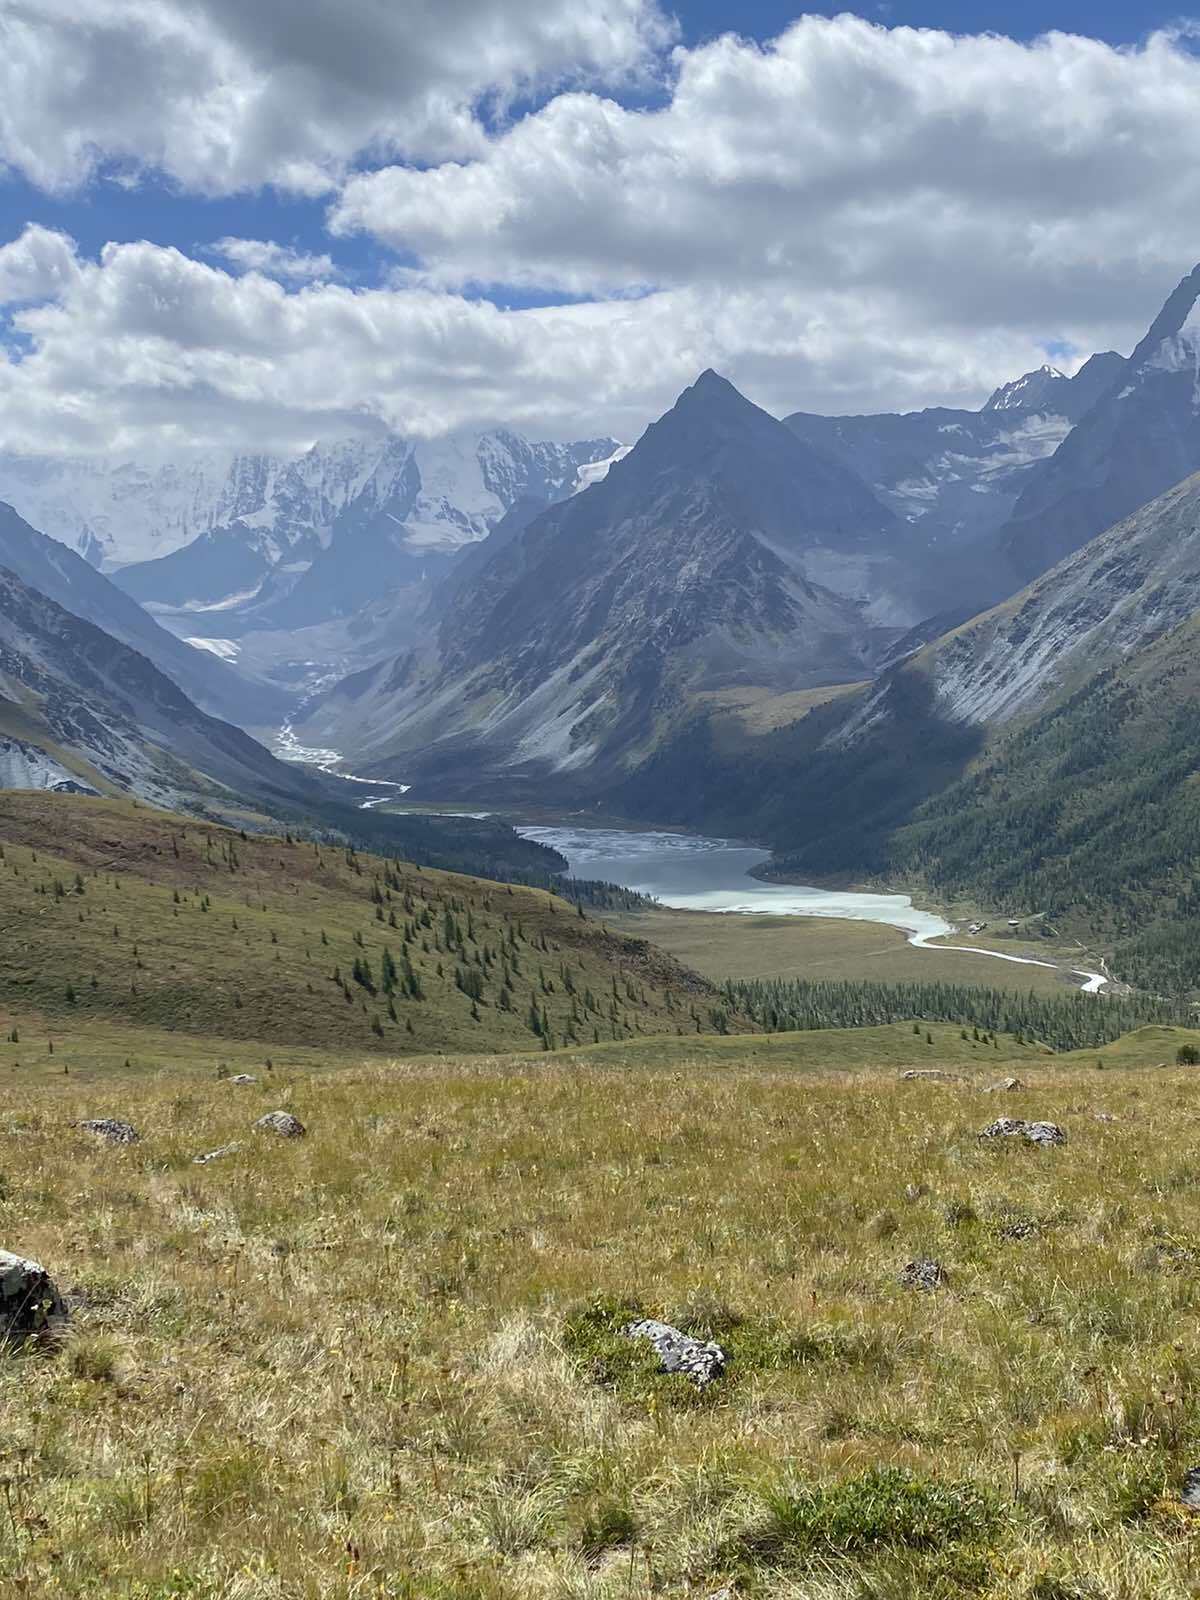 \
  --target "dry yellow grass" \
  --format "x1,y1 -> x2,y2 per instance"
6,1043 -> 1200,1597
